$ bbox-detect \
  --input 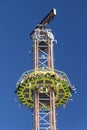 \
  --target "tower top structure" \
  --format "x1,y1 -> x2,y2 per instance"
30,8 -> 56,38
